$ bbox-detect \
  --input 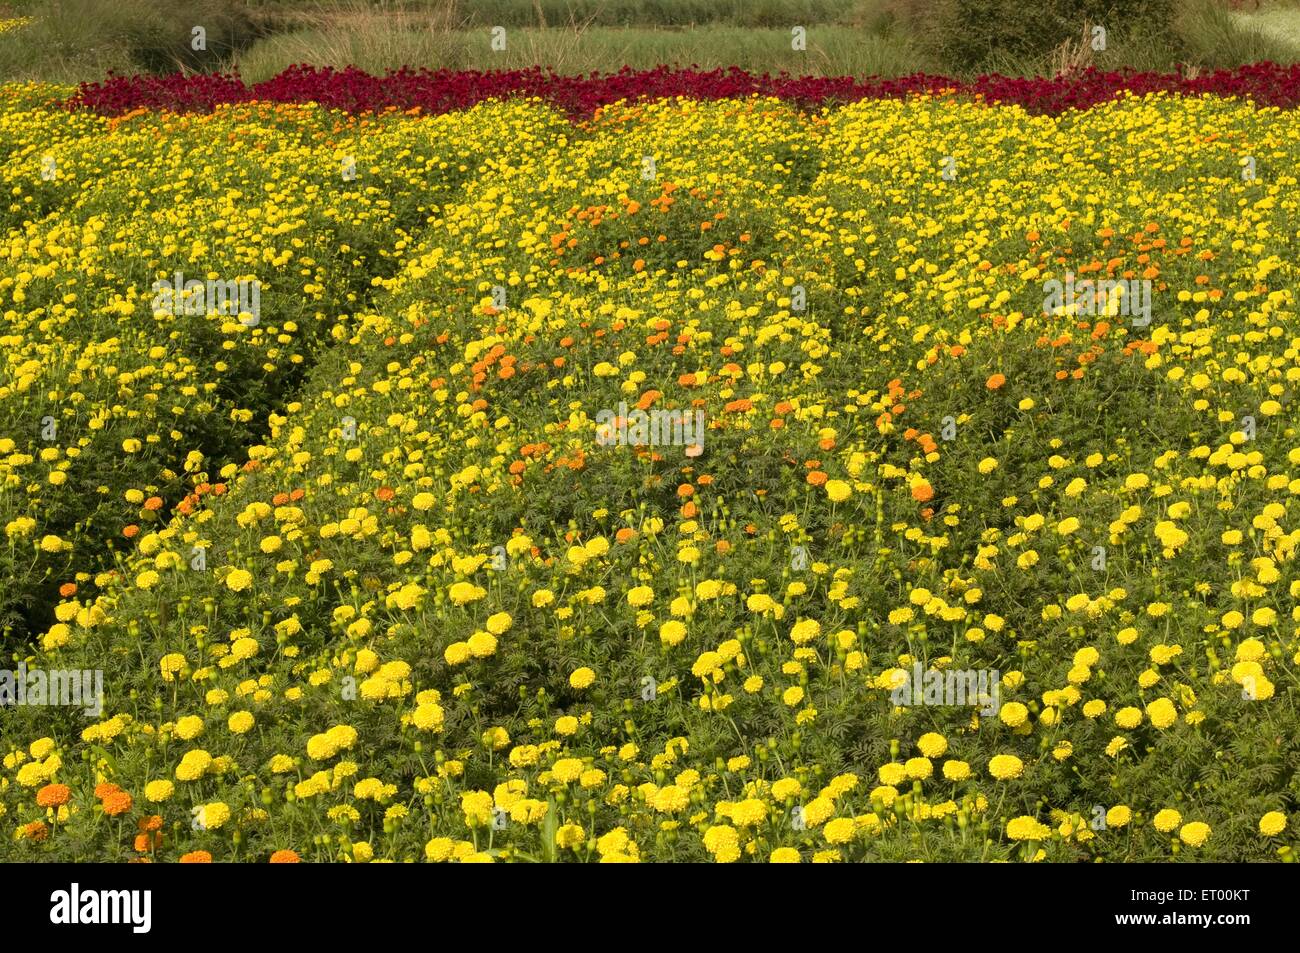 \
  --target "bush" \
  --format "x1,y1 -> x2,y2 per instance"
896,0 -> 1178,72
